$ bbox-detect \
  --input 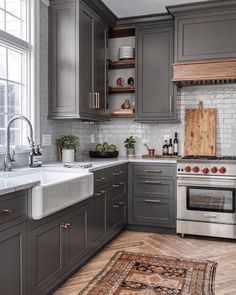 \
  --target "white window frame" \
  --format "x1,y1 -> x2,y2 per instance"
0,0 -> 49,153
